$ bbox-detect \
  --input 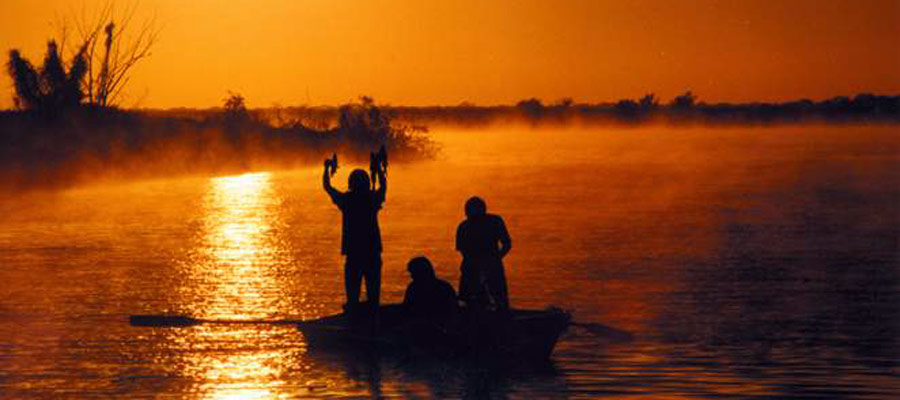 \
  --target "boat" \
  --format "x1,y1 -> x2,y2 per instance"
296,304 -> 571,361
128,304 -> 574,361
